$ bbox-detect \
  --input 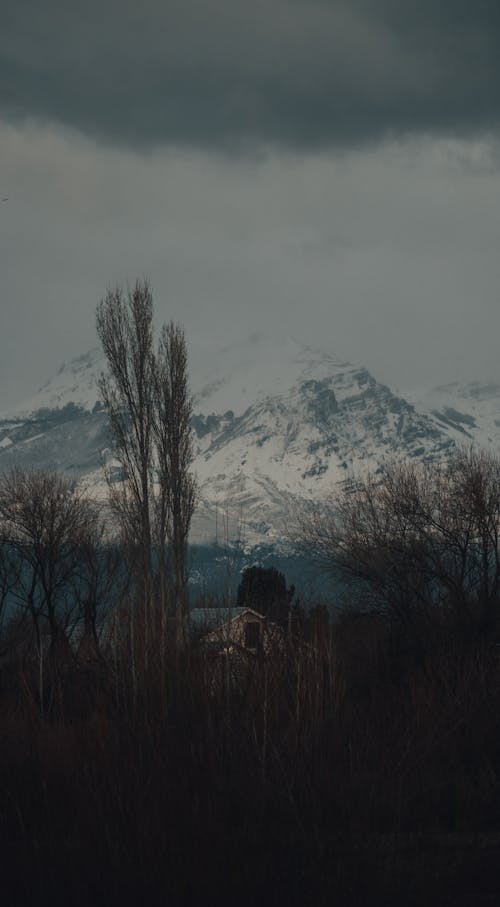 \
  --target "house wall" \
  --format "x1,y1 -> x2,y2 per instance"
204,610 -> 284,654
